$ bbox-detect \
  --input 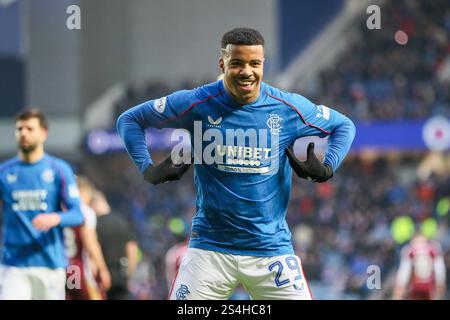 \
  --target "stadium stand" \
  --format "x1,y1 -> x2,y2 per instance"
304,0 -> 450,122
